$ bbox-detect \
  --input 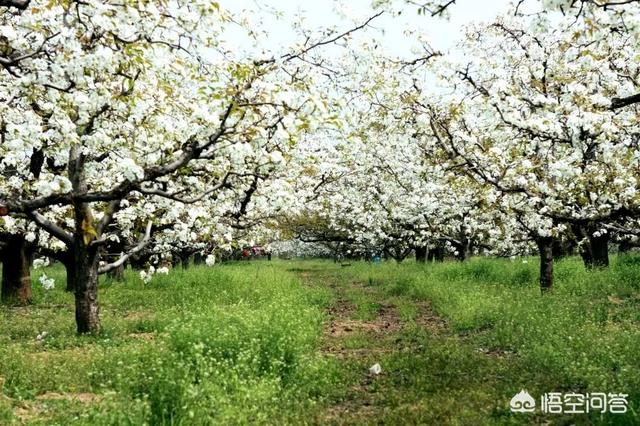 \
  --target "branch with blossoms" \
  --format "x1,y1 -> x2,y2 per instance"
374,0 -> 458,17
0,32 -> 60,77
